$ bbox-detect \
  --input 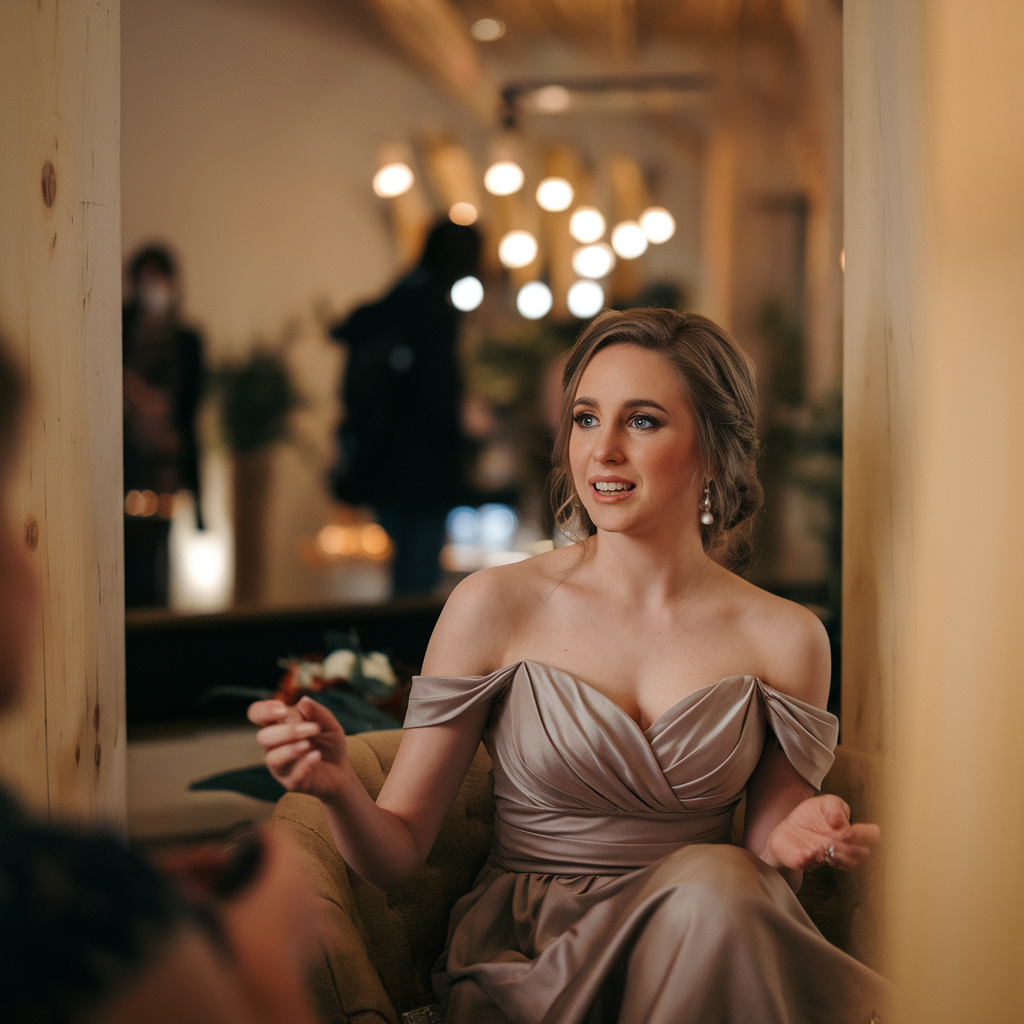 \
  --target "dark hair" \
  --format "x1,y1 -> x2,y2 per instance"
418,221 -> 481,286
128,244 -> 177,284
0,336 -> 26,477
549,308 -> 763,571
